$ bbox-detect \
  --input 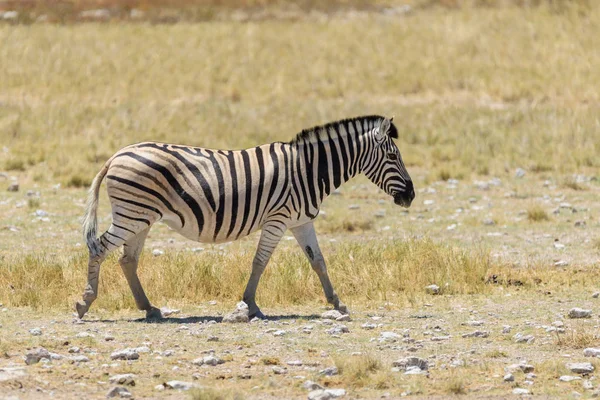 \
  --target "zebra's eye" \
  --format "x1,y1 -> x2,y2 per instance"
388,153 -> 398,161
